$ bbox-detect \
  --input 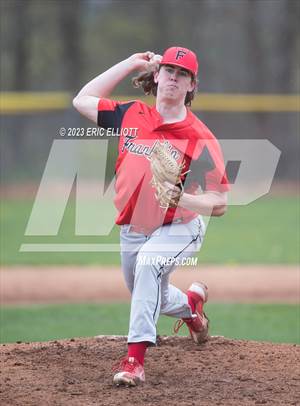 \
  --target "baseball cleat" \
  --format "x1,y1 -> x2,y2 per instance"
188,281 -> 208,305
174,282 -> 209,344
113,356 -> 145,387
